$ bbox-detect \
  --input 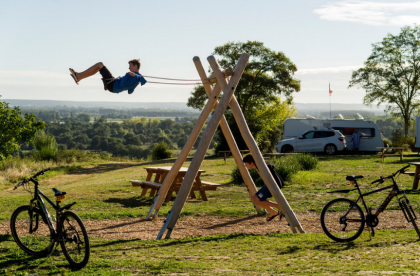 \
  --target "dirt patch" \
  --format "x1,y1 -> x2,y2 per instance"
1,211 -> 417,241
